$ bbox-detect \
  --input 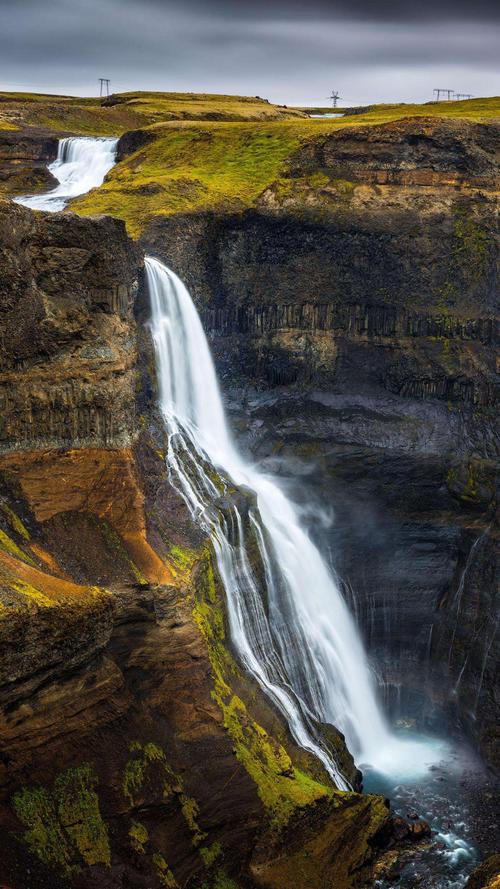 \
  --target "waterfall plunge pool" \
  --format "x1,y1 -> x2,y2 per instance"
363,728 -> 497,889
